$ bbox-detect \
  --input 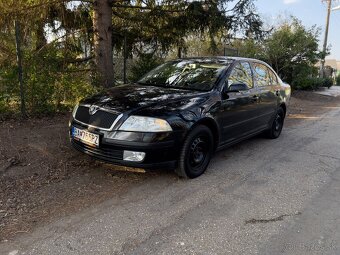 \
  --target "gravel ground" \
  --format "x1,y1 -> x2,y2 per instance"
0,91 -> 340,254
